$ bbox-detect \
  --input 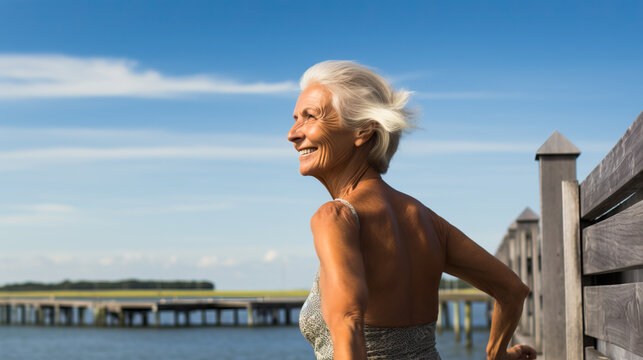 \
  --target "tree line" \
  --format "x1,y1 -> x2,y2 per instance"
0,279 -> 215,291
